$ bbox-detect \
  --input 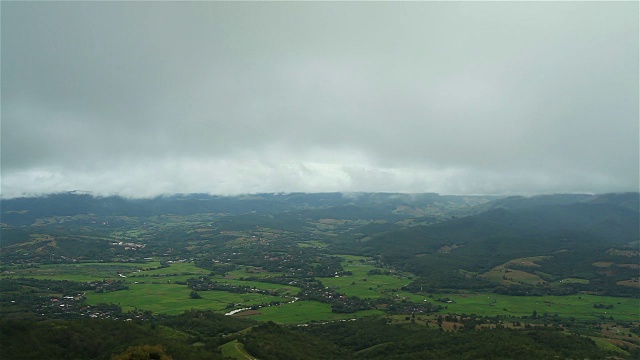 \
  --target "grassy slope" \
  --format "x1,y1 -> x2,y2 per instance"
219,340 -> 258,360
